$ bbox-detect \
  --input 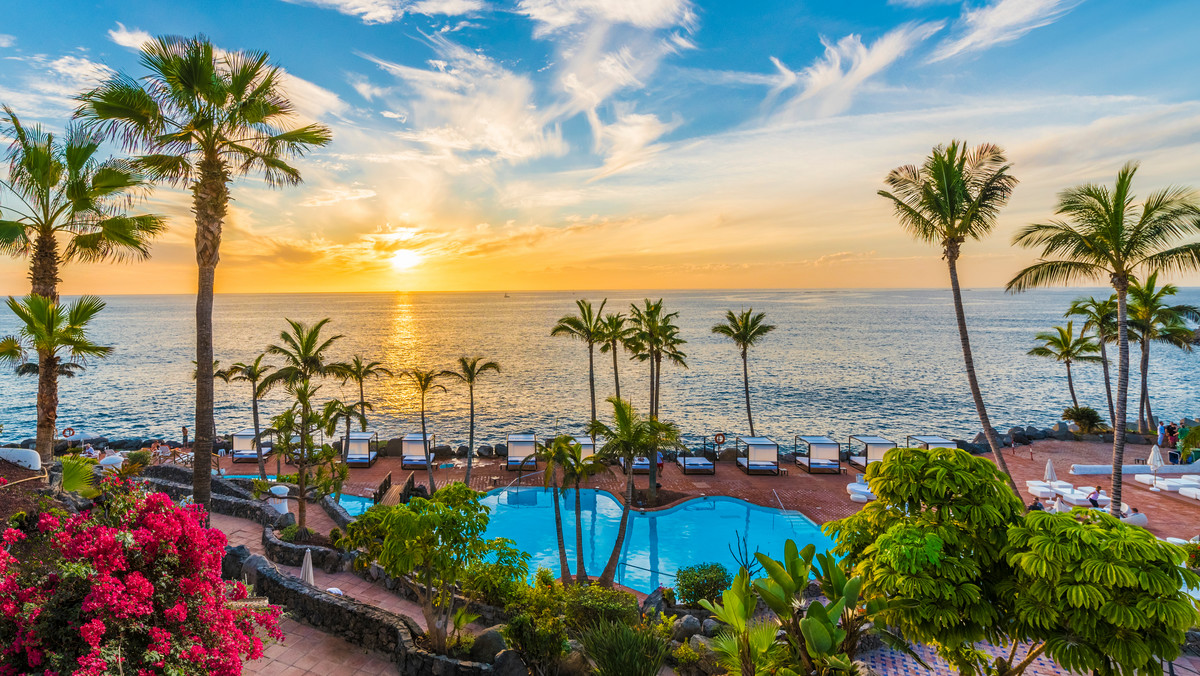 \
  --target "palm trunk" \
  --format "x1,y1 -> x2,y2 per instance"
340,416 -> 350,501
1110,282 -> 1130,518
1140,340 -> 1153,432
1066,362 -> 1079,410
252,385 -> 266,480
741,347 -> 755,437
1136,340 -> 1148,433
552,477 -> 571,584
611,342 -> 621,400
35,351 -> 59,464
465,386 -> 475,486
597,468 -> 635,587
946,250 -> 1018,494
191,155 -> 229,509
297,452 -> 308,534
587,342 -> 597,426
574,484 -> 587,584
1098,339 -> 1115,426
359,380 -> 368,426
421,394 -> 436,493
